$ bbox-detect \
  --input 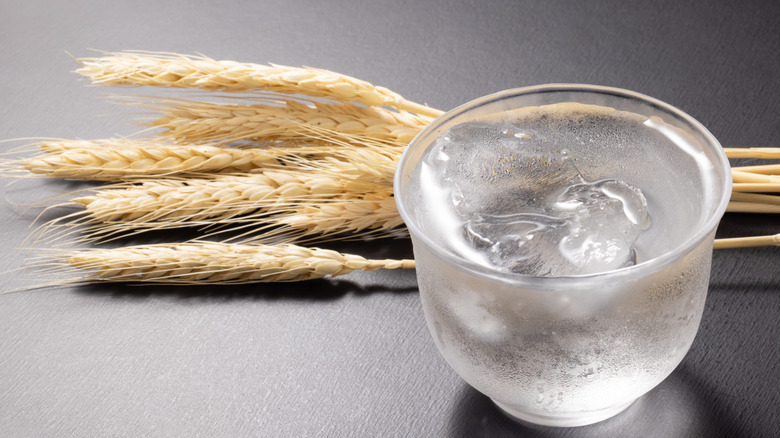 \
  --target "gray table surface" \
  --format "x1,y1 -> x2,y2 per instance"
1,0 -> 778,437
